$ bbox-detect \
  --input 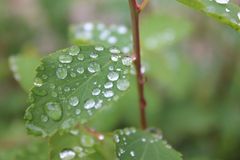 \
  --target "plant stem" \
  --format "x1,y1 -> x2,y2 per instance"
128,0 -> 148,129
